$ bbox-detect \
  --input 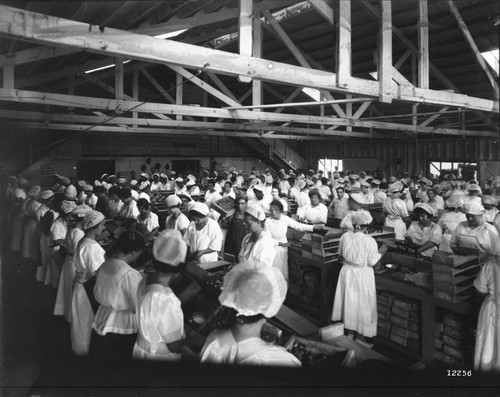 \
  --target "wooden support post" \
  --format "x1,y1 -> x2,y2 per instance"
447,0 -> 499,98
114,57 -> 124,101
336,0 -> 351,87
378,0 -> 392,103
132,67 -> 139,127
238,0 -> 253,83
252,10 -> 262,111
418,0 -> 429,89
176,73 -> 183,121
346,94 -> 352,133
2,64 -> 14,89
